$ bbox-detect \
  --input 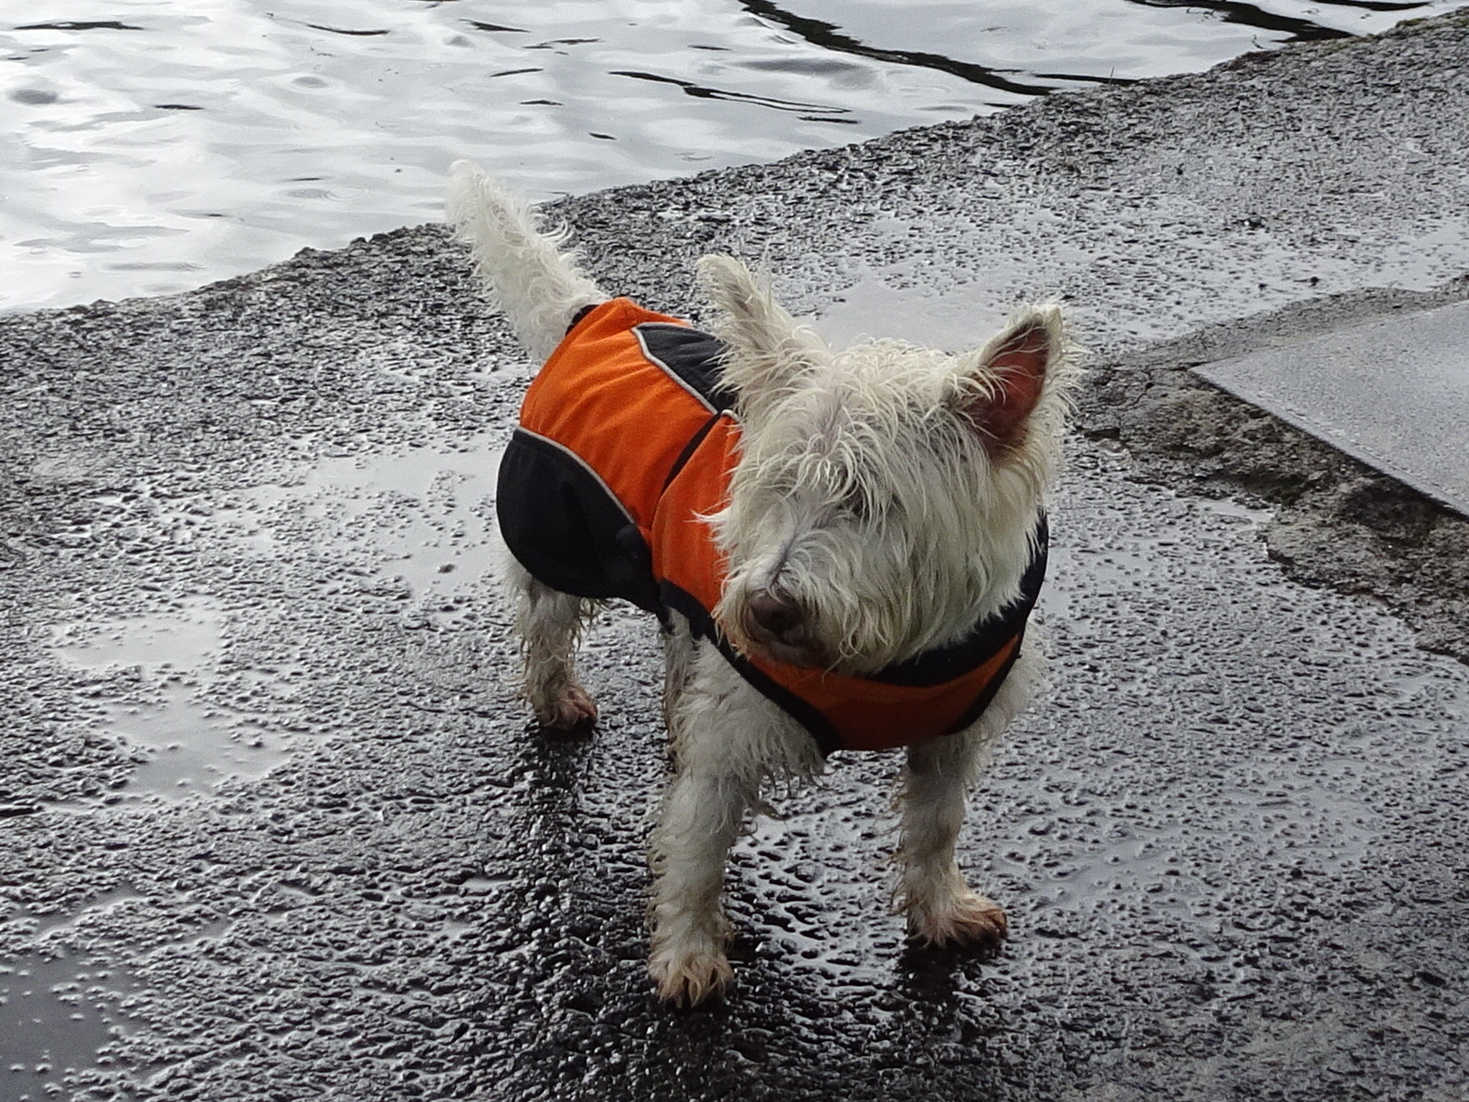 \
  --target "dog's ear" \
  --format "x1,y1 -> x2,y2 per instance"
697,255 -> 824,400
954,306 -> 1061,453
